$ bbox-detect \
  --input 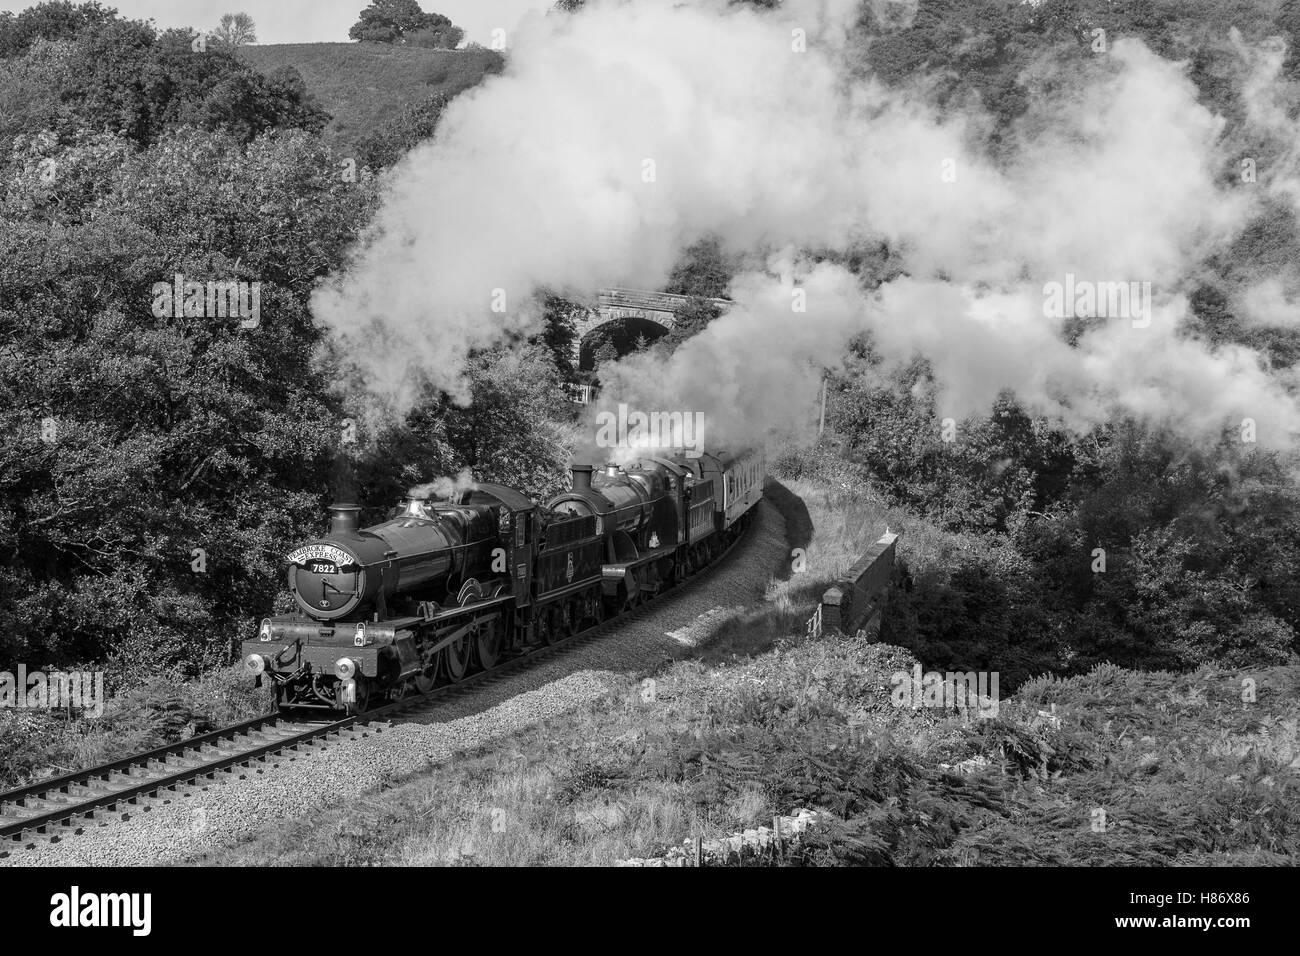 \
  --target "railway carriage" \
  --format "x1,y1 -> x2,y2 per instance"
243,449 -> 765,713
672,447 -> 765,531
